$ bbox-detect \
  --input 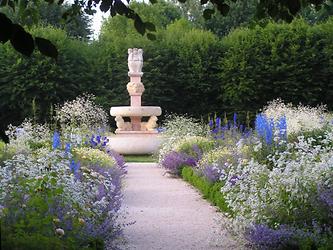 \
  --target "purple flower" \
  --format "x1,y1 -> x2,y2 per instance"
209,119 -> 214,129
107,150 -> 126,171
192,144 -> 203,161
161,151 -> 196,175
228,175 -> 239,186
319,187 -> 333,217
233,113 -> 237,126
246,224 -> 294,249
216,117 -> 221,129
202,165 -> 221,183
